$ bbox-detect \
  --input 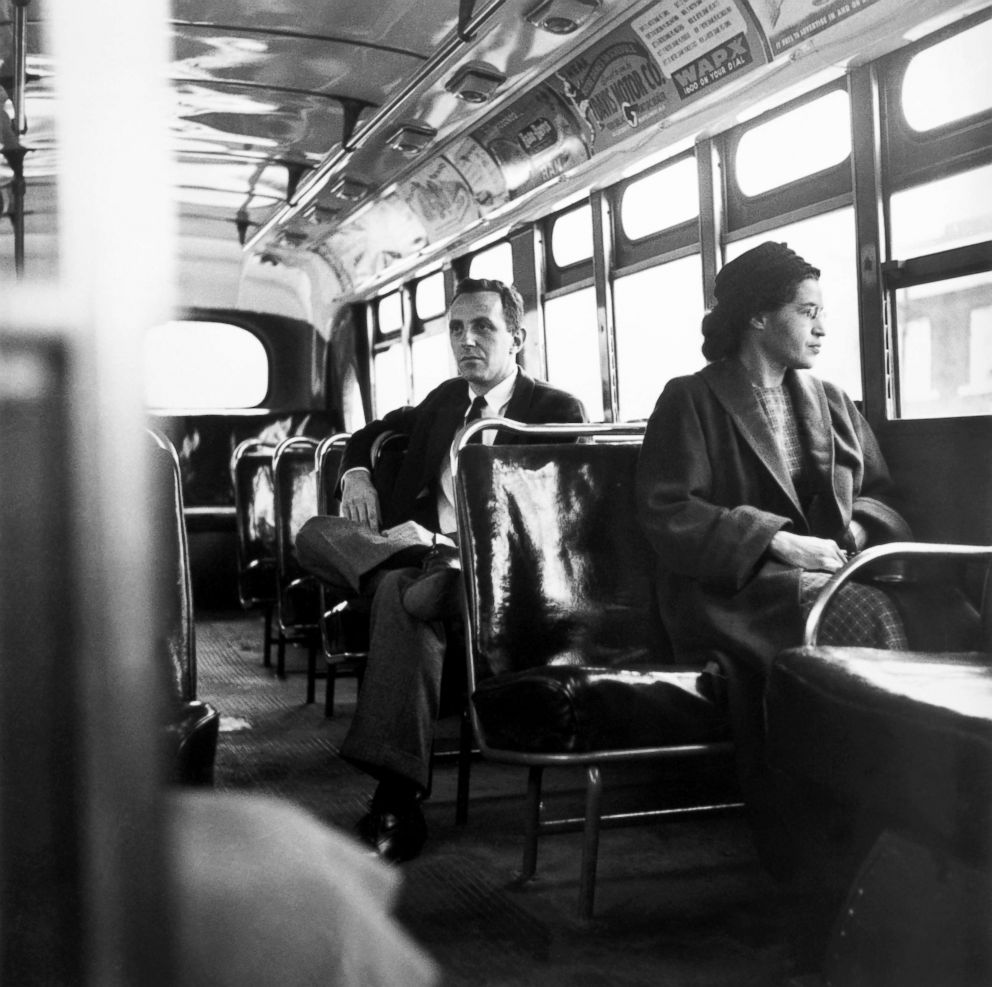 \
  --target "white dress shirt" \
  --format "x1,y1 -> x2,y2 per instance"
436,369 -> 518,535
